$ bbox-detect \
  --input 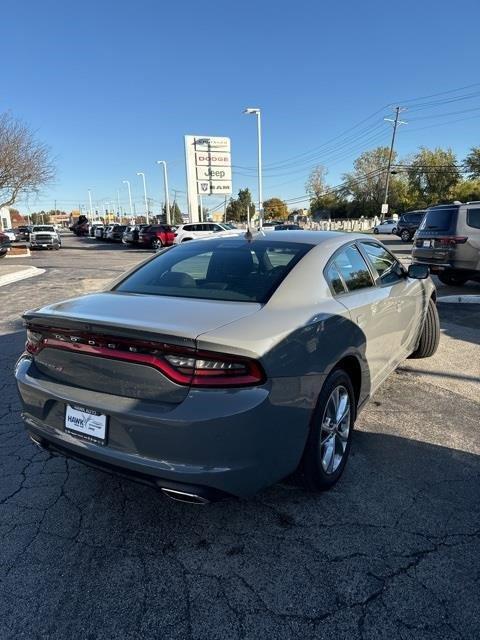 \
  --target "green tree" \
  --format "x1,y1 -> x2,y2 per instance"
407,147 -> 460,206
463,146 -> 480,179
450,178 -> 480,203
30,211 -> 50,224
226,188 -> 255,222
263,197 -> 288,220
162,202 -> 183,224
342,146 -> 407,217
